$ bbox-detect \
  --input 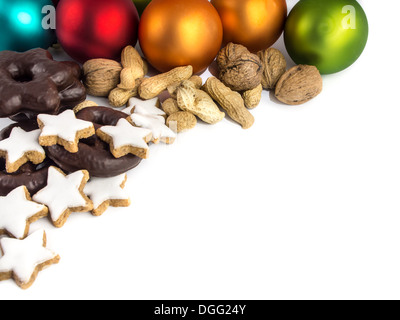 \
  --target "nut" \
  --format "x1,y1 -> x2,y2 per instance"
187,75 -> 203,89
108,46 -> 147,107
275,65 -> 323,105
162,98 -> 180,116
108,79 -> 143,108
118,45 -> 145,89
203,77 -> 254,129
167,111 -> 197,133
217,42 -> 263,92
139,66 -> 193,100
242,84 -> 263,109
82,59 -> 122,97
167,75 -> 203,99
176,80 -> 225,125
257,48 -> 287,90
